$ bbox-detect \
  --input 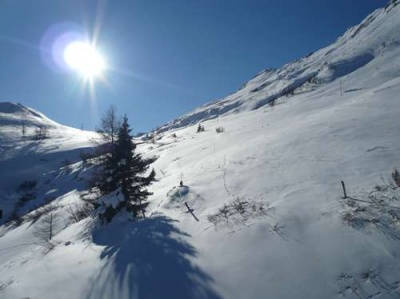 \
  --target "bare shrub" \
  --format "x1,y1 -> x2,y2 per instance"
79,189 -> 98,202
197,124 -> 205,133
34,126 -> 48,140
215,126 -> 225,133
269,98 -> 276,108
339,171 -> 400,240
24,204 -> 60,224
208,197 -> 274,227
392,168 -> 400,188
33,213 -> 57,251
61,159 -> 73,172
66,203 -> 95,223
218,204 -> 231,219
7,210 -> 24,227
98,105 -> 121,149
232,198 -> 247,215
